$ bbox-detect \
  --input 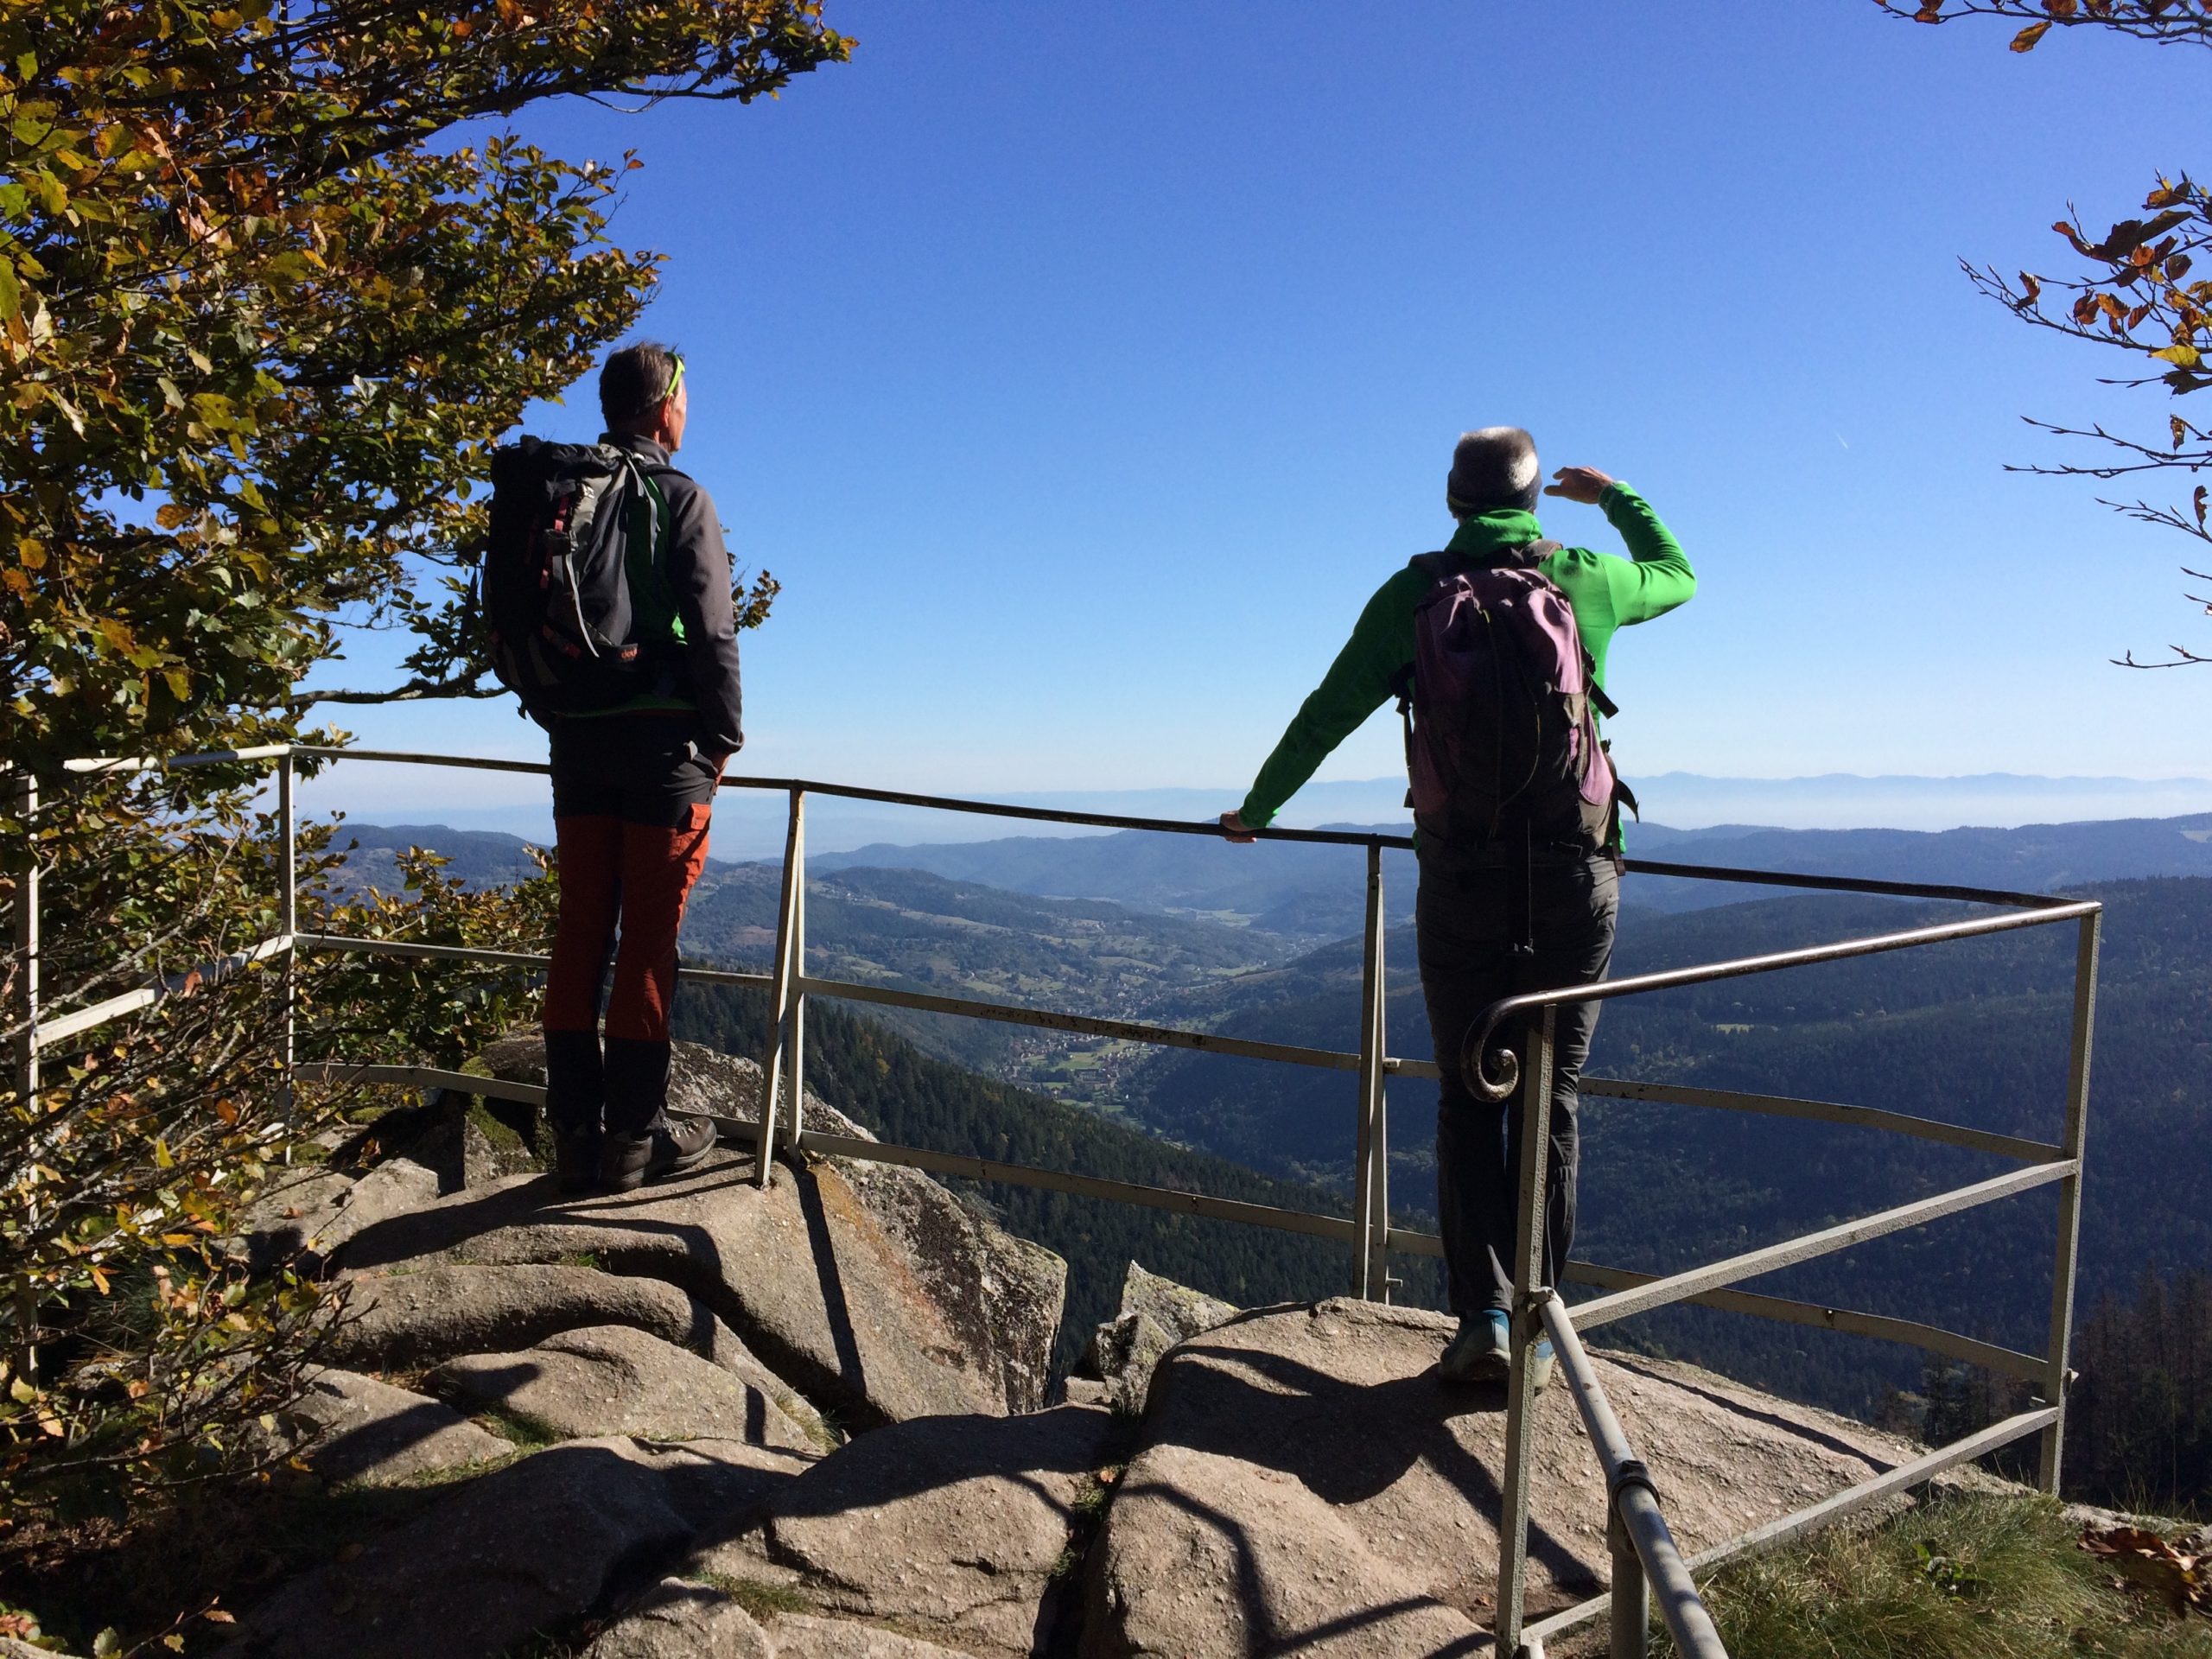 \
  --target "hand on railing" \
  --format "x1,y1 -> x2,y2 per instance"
1217,810 -> 1258,844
